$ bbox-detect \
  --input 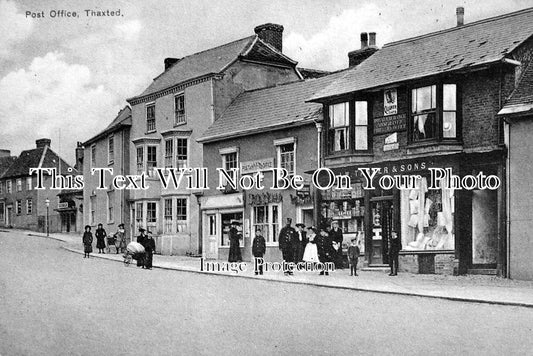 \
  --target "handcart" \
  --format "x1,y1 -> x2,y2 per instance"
123,241 -> 145,266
